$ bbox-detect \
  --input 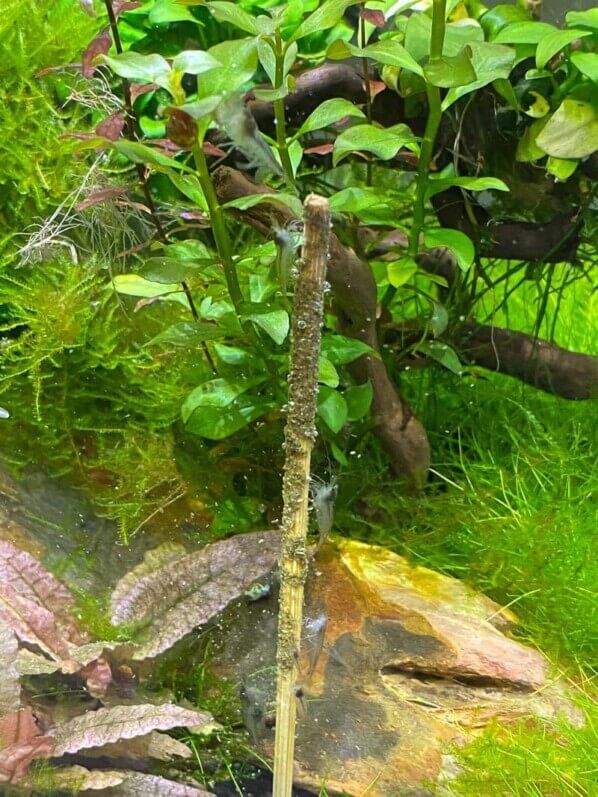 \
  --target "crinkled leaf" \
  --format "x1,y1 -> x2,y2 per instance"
418,341 -> 463,375
321,334 -> 378,365
70,731 -> 192,762
317,386 -> 348,434
294,98 -> 365,138
536,29 -> 591,69
536,100 -> 598,159
0,621 -> 20,713
0,708 -> 54,784
110,531 -> 281,658
49,704 -> 211,756
344,382 -> 373,422
333,123 -> 418,166
111,544 -> 188,616
80,657 -> 113,699
112,771 -> 215,796
16,648 -> 61,675
424,228 -> 475,272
